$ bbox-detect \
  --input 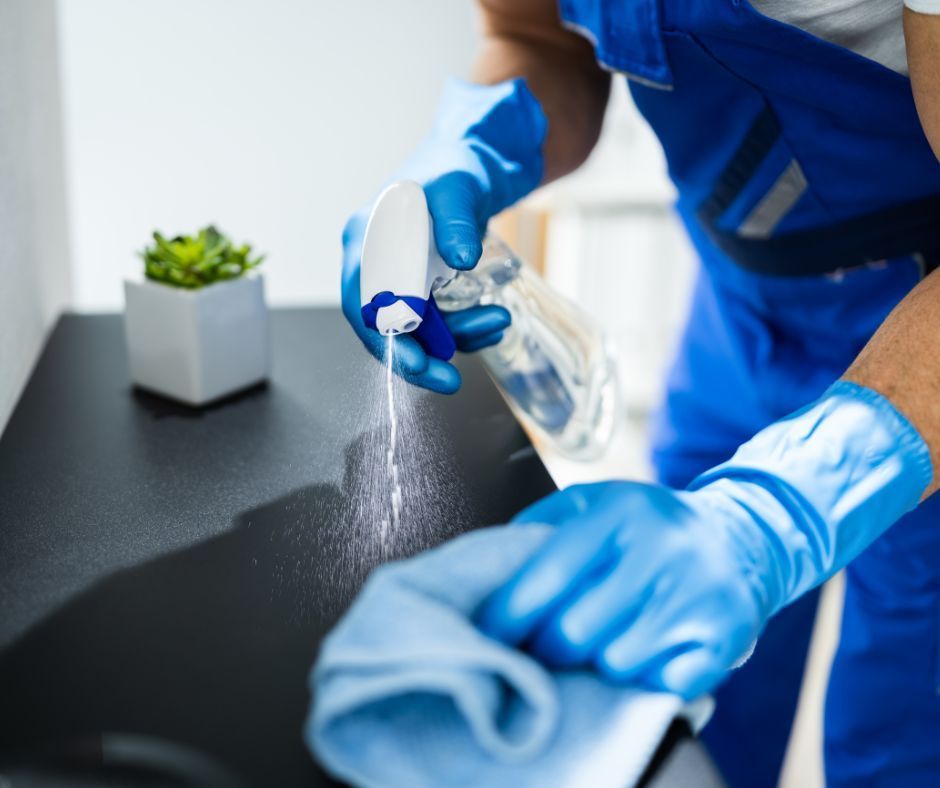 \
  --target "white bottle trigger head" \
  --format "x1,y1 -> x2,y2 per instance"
359,180 -> 456,337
